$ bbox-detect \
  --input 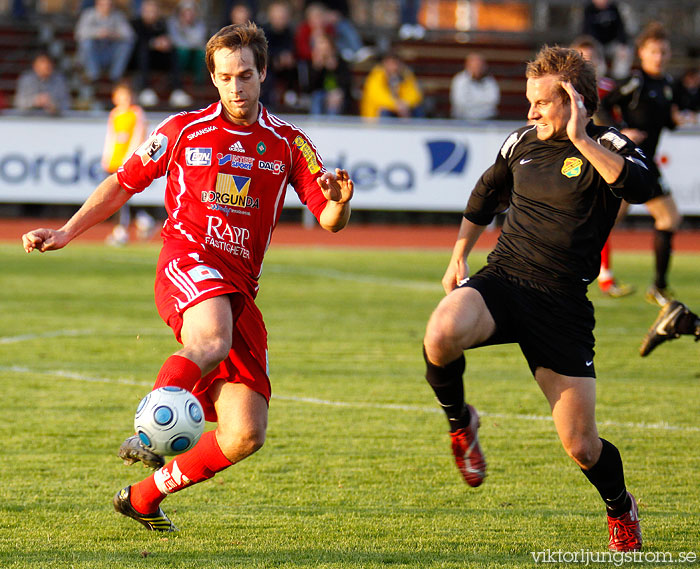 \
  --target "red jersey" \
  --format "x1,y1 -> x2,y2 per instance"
117,102 -> 329,298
